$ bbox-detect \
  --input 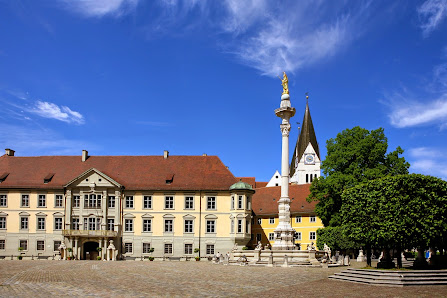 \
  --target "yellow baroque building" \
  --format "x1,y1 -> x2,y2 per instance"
249,184 -> 323,249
